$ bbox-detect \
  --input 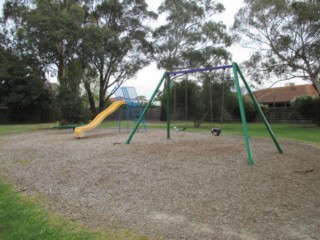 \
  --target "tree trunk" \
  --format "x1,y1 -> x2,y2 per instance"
99,73 -> 106,113
84,81 -> 97,117
57,60 -> 65,87
99,90 -> 106,112
193,109 -> 210,128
